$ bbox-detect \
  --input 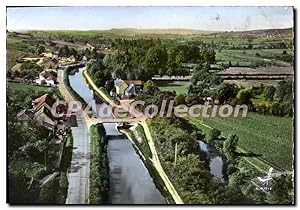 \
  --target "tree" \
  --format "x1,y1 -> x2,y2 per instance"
36,45 -> 45,55
143,80 -> 156,91
208,128 -> 221,142
87,59 -> 106,75
92,70 -> 112,87
236,89 -> 253,106
201,48 -> 216,65
174,94 -> 186,105
213,83 -> 238,104
144,46 -> 168,76
223,133 -> 238,159
58,45 -> 69,57
103,54 -> 112,68
267,174 -> 293,204
20,63 -> 43,81
263,86 -> 276,101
